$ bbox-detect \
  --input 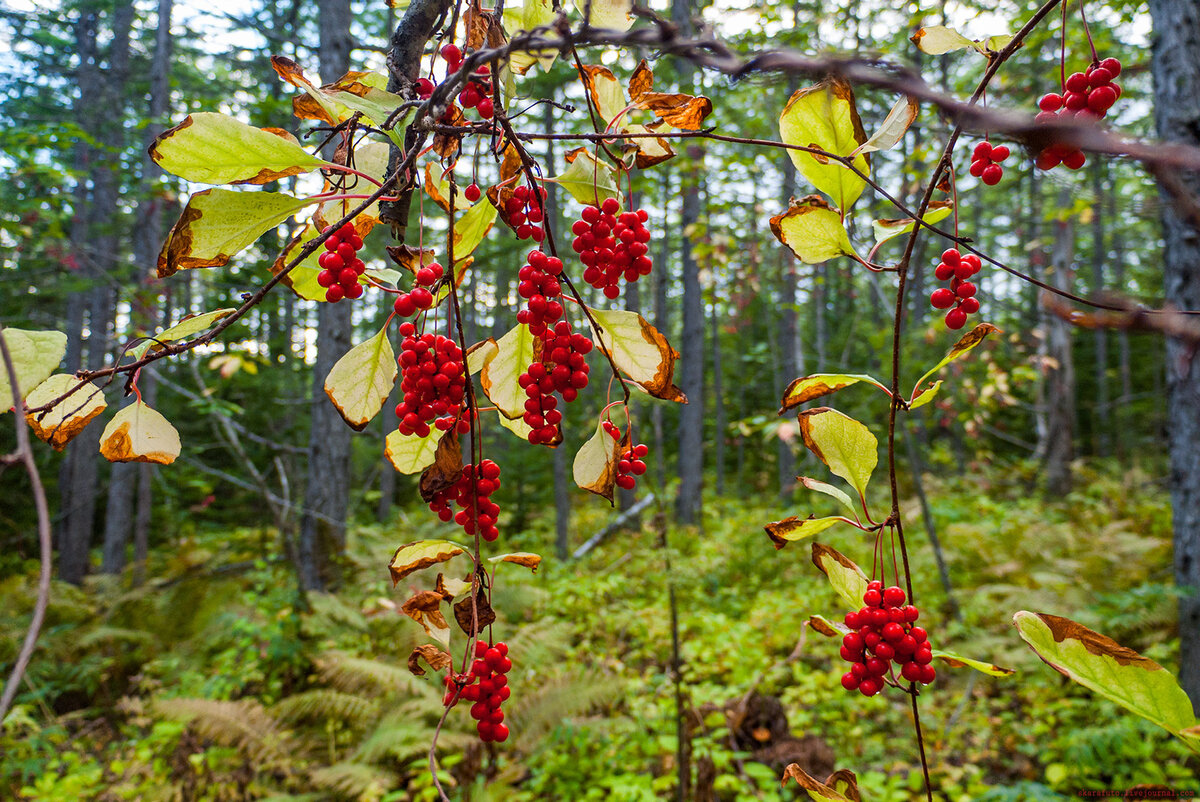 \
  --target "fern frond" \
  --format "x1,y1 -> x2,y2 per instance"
315,652 -> 431,699
309,761 -> 397,799
152,697 -> 297,768
506,672 -> 626,751
270,689 -> 380,726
